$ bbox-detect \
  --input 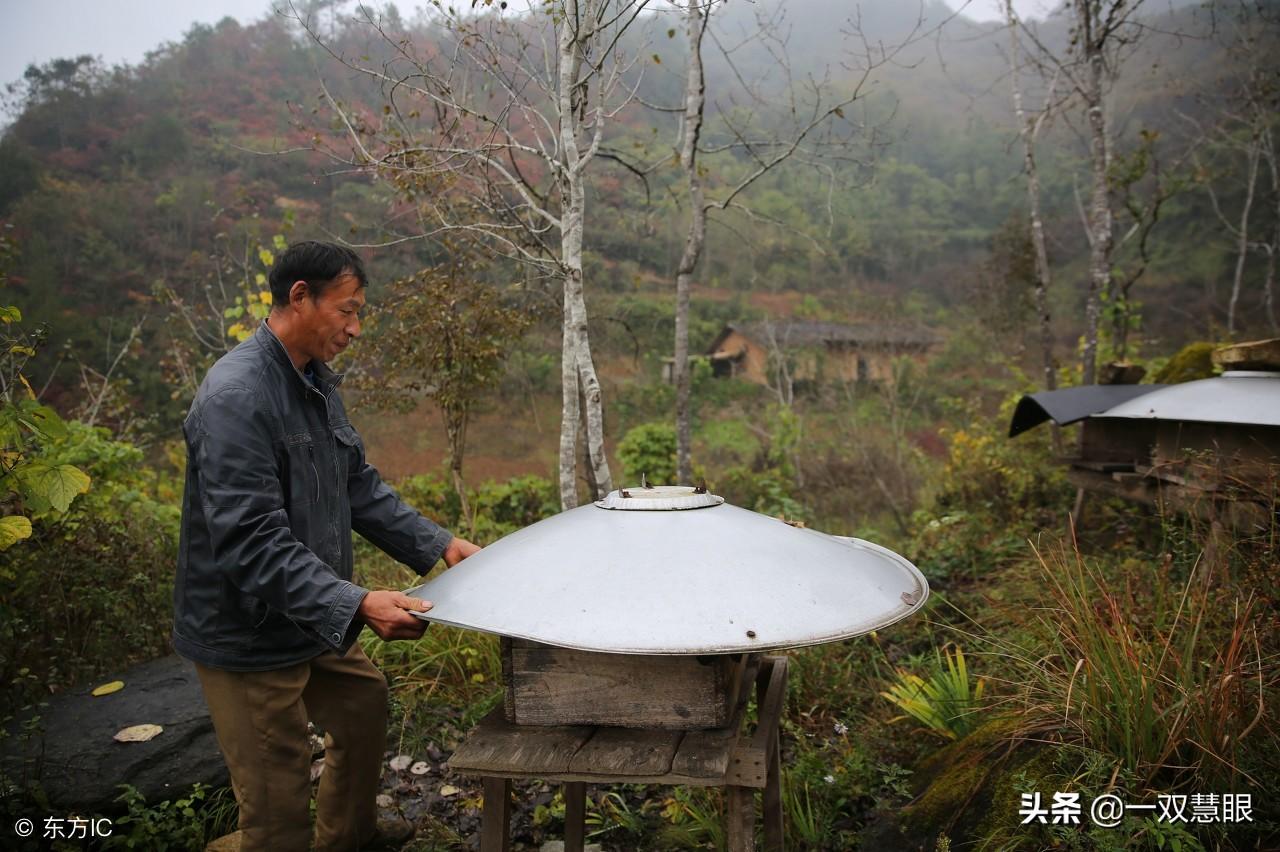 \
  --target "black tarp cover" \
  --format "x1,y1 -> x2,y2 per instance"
1008,384 -> 1164,437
